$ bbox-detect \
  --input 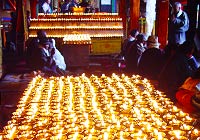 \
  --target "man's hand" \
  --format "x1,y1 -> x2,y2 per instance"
51,48 -> 55,57
171,14 -> 175,21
